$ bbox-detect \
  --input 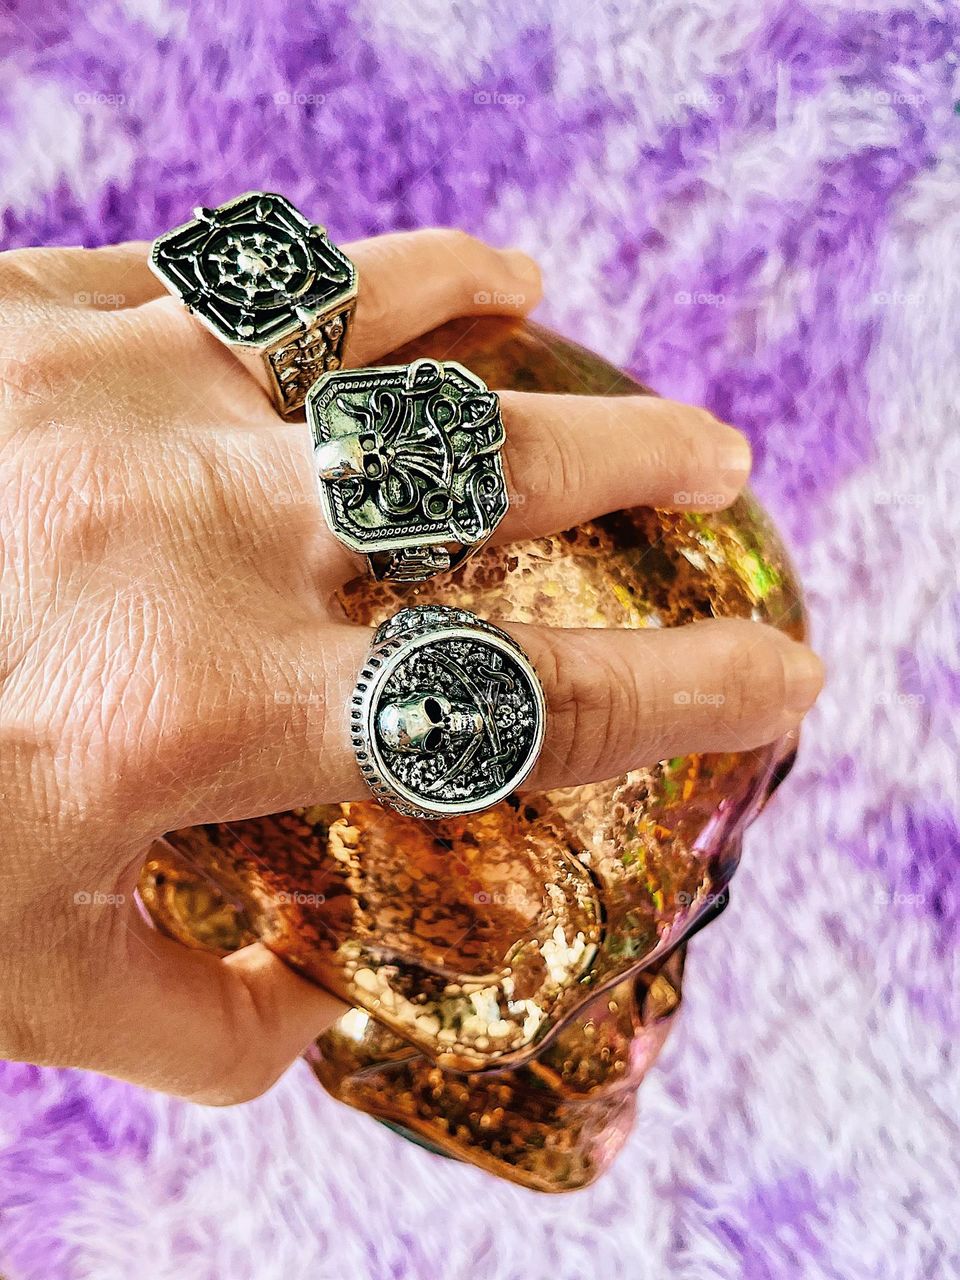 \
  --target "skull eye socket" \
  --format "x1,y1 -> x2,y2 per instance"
423,727 -> 443,752
424,698 -> 444,723
359,434 -> 385,479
